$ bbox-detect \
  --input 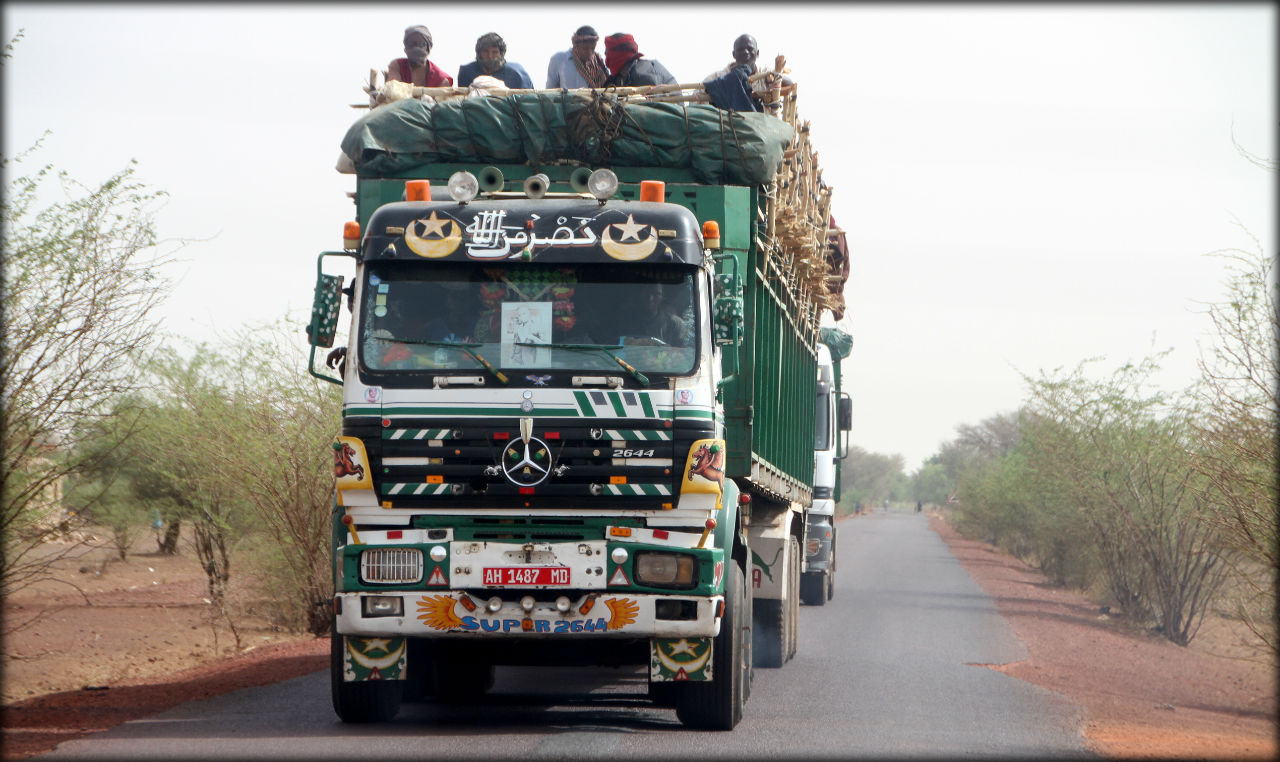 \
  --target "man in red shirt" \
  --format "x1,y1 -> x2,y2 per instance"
387,25 -> 453,87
